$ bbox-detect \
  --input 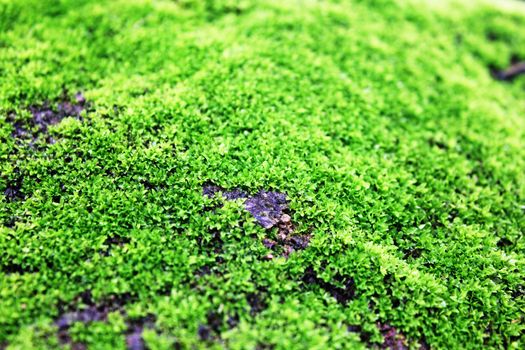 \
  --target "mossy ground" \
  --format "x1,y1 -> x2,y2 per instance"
1,0 -> 525,349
